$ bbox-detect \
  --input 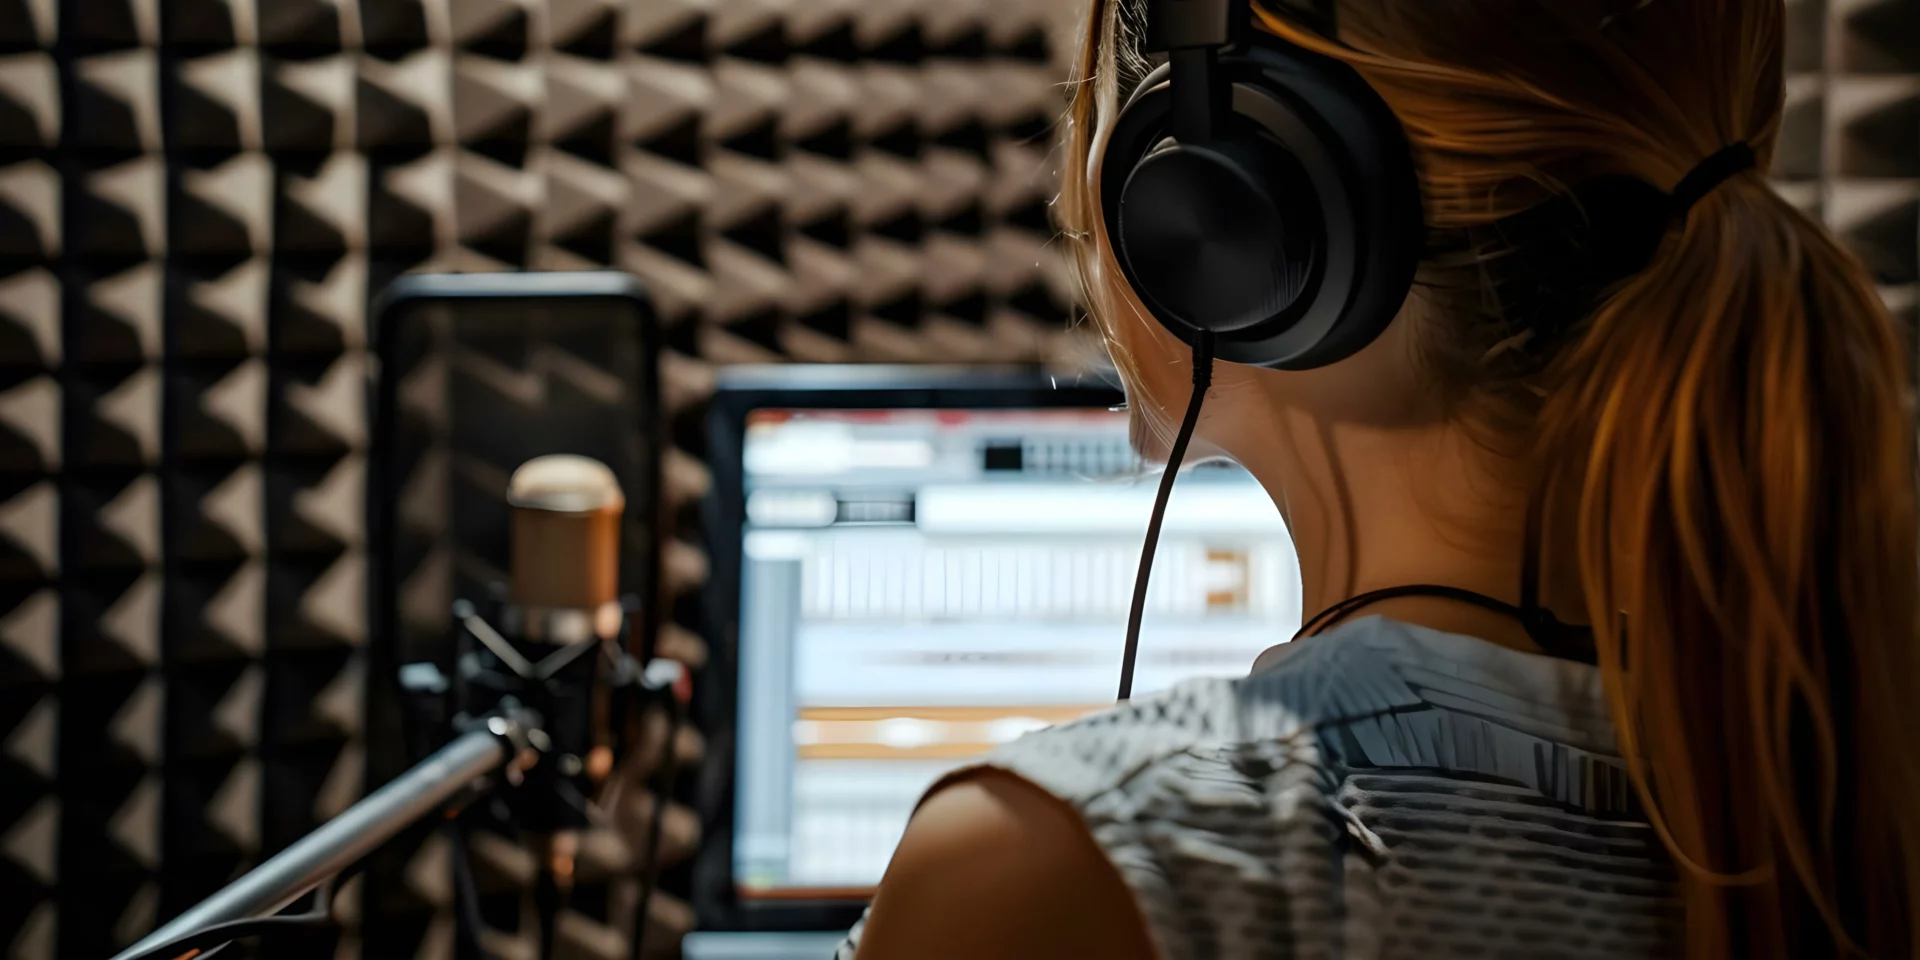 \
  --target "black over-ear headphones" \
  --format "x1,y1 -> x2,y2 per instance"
1113,0 -> 1432,702
1102,0 -> 1425,369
